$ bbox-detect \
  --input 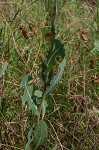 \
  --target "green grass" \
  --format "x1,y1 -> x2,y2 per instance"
0,0 -> 99,150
